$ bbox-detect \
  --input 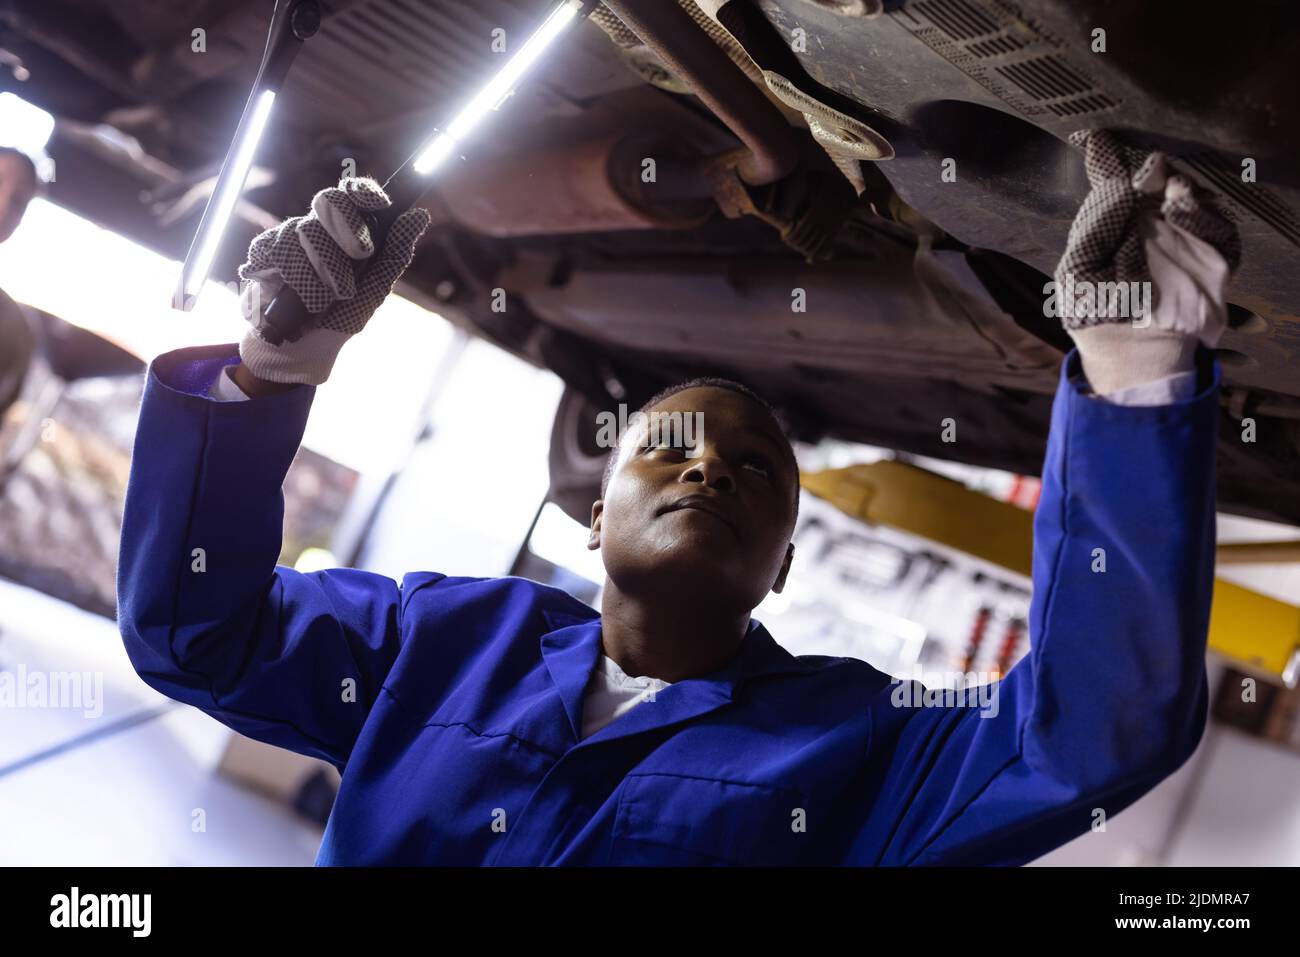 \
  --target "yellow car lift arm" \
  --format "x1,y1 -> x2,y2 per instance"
802,461 -> 1300,682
